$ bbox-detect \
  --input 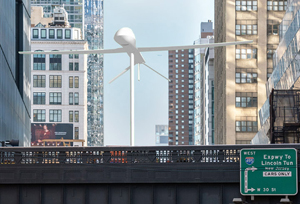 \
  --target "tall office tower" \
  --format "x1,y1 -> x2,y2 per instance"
155,125 -> 168,146
168,49 -> 195,145
0,0 -> 31,146
85,0 -> 104,146
214,0 -> 287,144
30,7 -> 88,146
194,21 -> 214,145
31,0 -> 104,146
